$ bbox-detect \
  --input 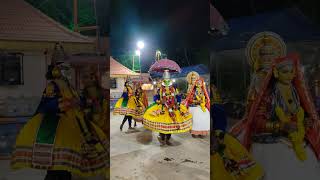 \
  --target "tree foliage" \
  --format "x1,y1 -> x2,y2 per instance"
25,0 -> 96,31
